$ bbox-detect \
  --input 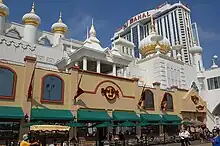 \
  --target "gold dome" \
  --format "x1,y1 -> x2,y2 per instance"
0,0 -> 9,17
22,3 -> 41,27
139,35 -> 170,57
51,12 -> 68,34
